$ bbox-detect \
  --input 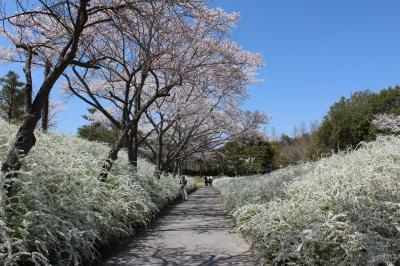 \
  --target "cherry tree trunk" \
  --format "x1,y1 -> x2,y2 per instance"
1,64 -> 69,195
99,128 -> 130,182
23,50 -> 33,115
172,160 -> 181,177
155,133 -> 164,179
7,83 -> 16,122
1,2 -> 89,195
127,122 -> 139,171
41,64 -> 51,132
